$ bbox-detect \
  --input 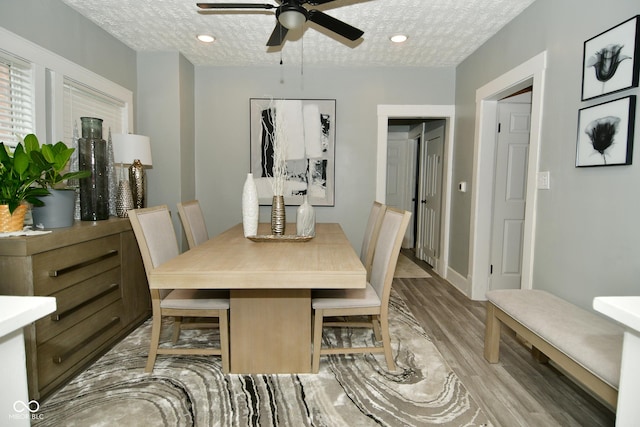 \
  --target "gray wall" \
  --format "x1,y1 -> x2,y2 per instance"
4,0 -> 639,311
0,0 -> 136,92
193,66 -> 455,246
453,0 -> 640,309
